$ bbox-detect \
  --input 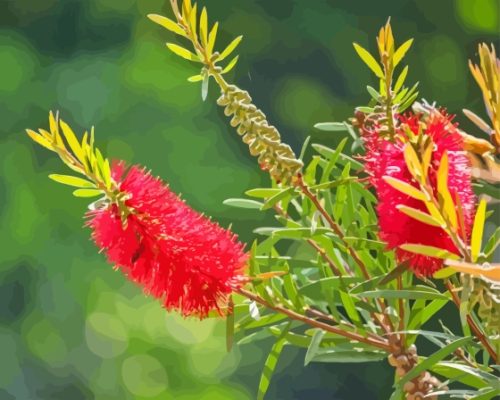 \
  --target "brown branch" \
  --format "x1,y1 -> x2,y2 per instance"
237,287 -> 391,352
